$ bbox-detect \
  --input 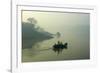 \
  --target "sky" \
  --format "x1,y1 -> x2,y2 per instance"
22,10 -> 90,34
